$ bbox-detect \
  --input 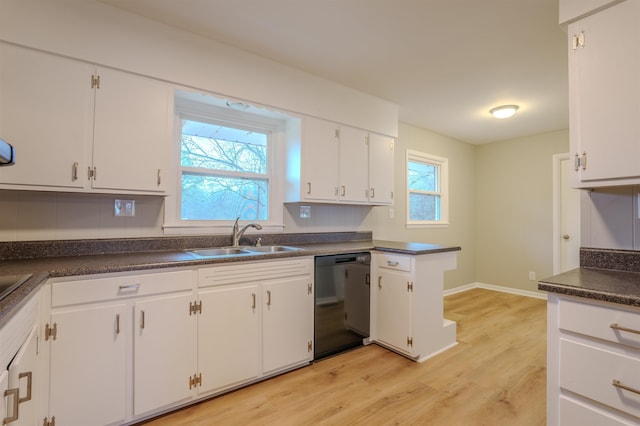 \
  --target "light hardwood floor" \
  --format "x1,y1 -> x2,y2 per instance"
142,288 -> 547,425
